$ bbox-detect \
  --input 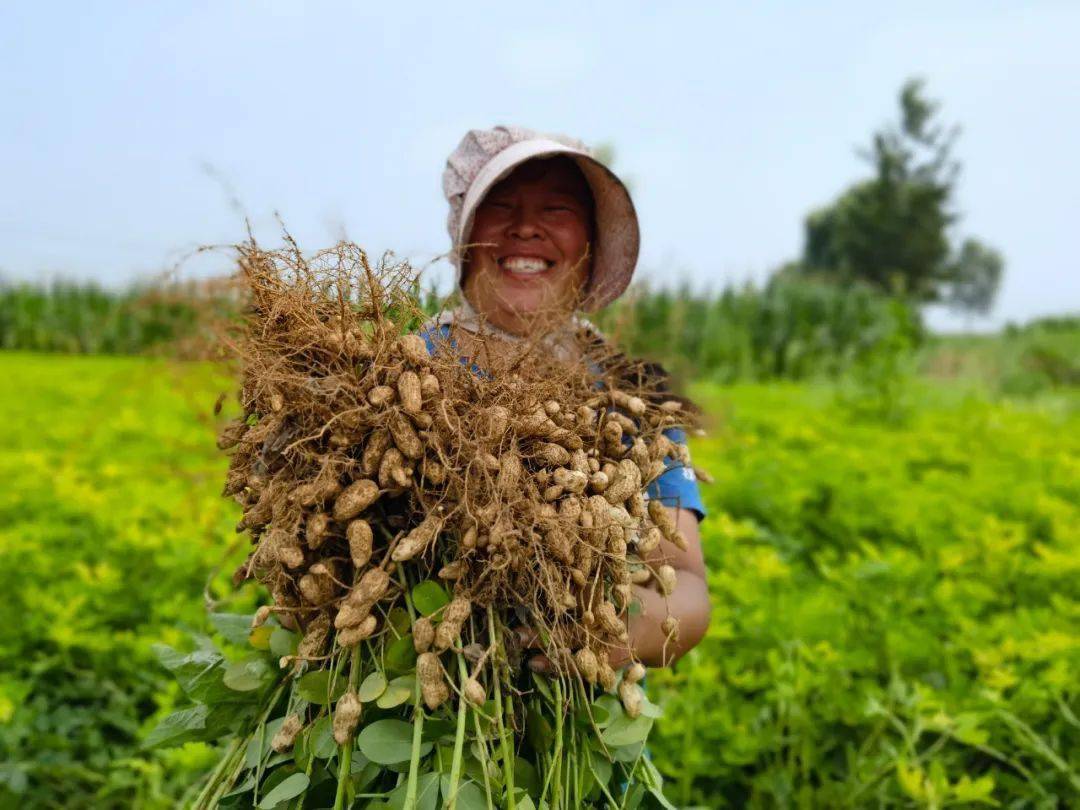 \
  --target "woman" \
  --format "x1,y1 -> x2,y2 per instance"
426,125 -> 710,671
